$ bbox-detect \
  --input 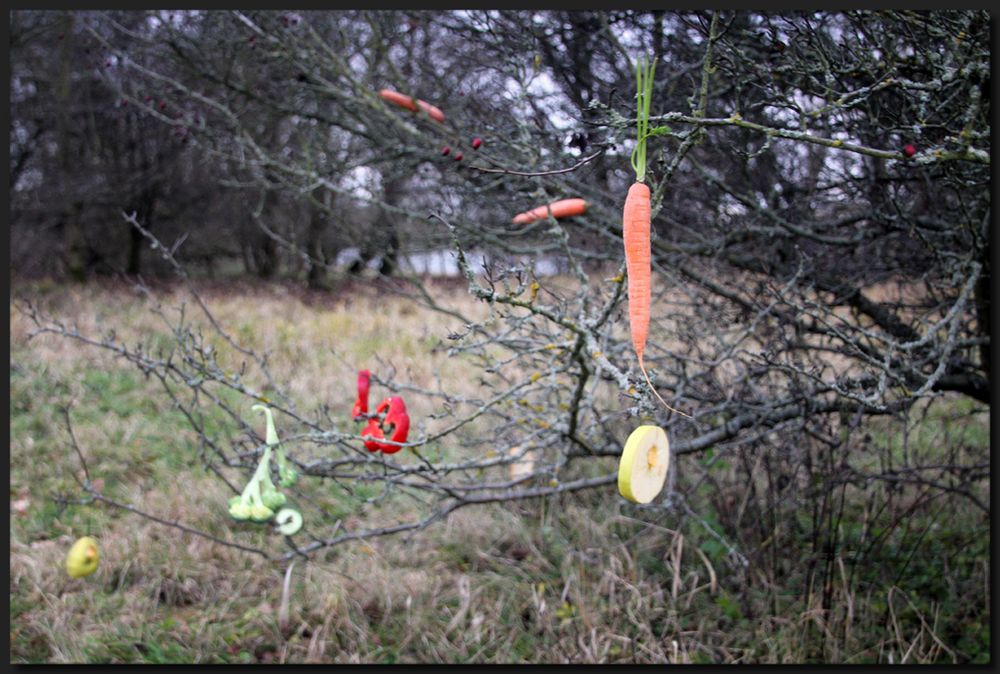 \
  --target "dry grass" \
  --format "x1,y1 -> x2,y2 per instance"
10,277 -> 989,663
